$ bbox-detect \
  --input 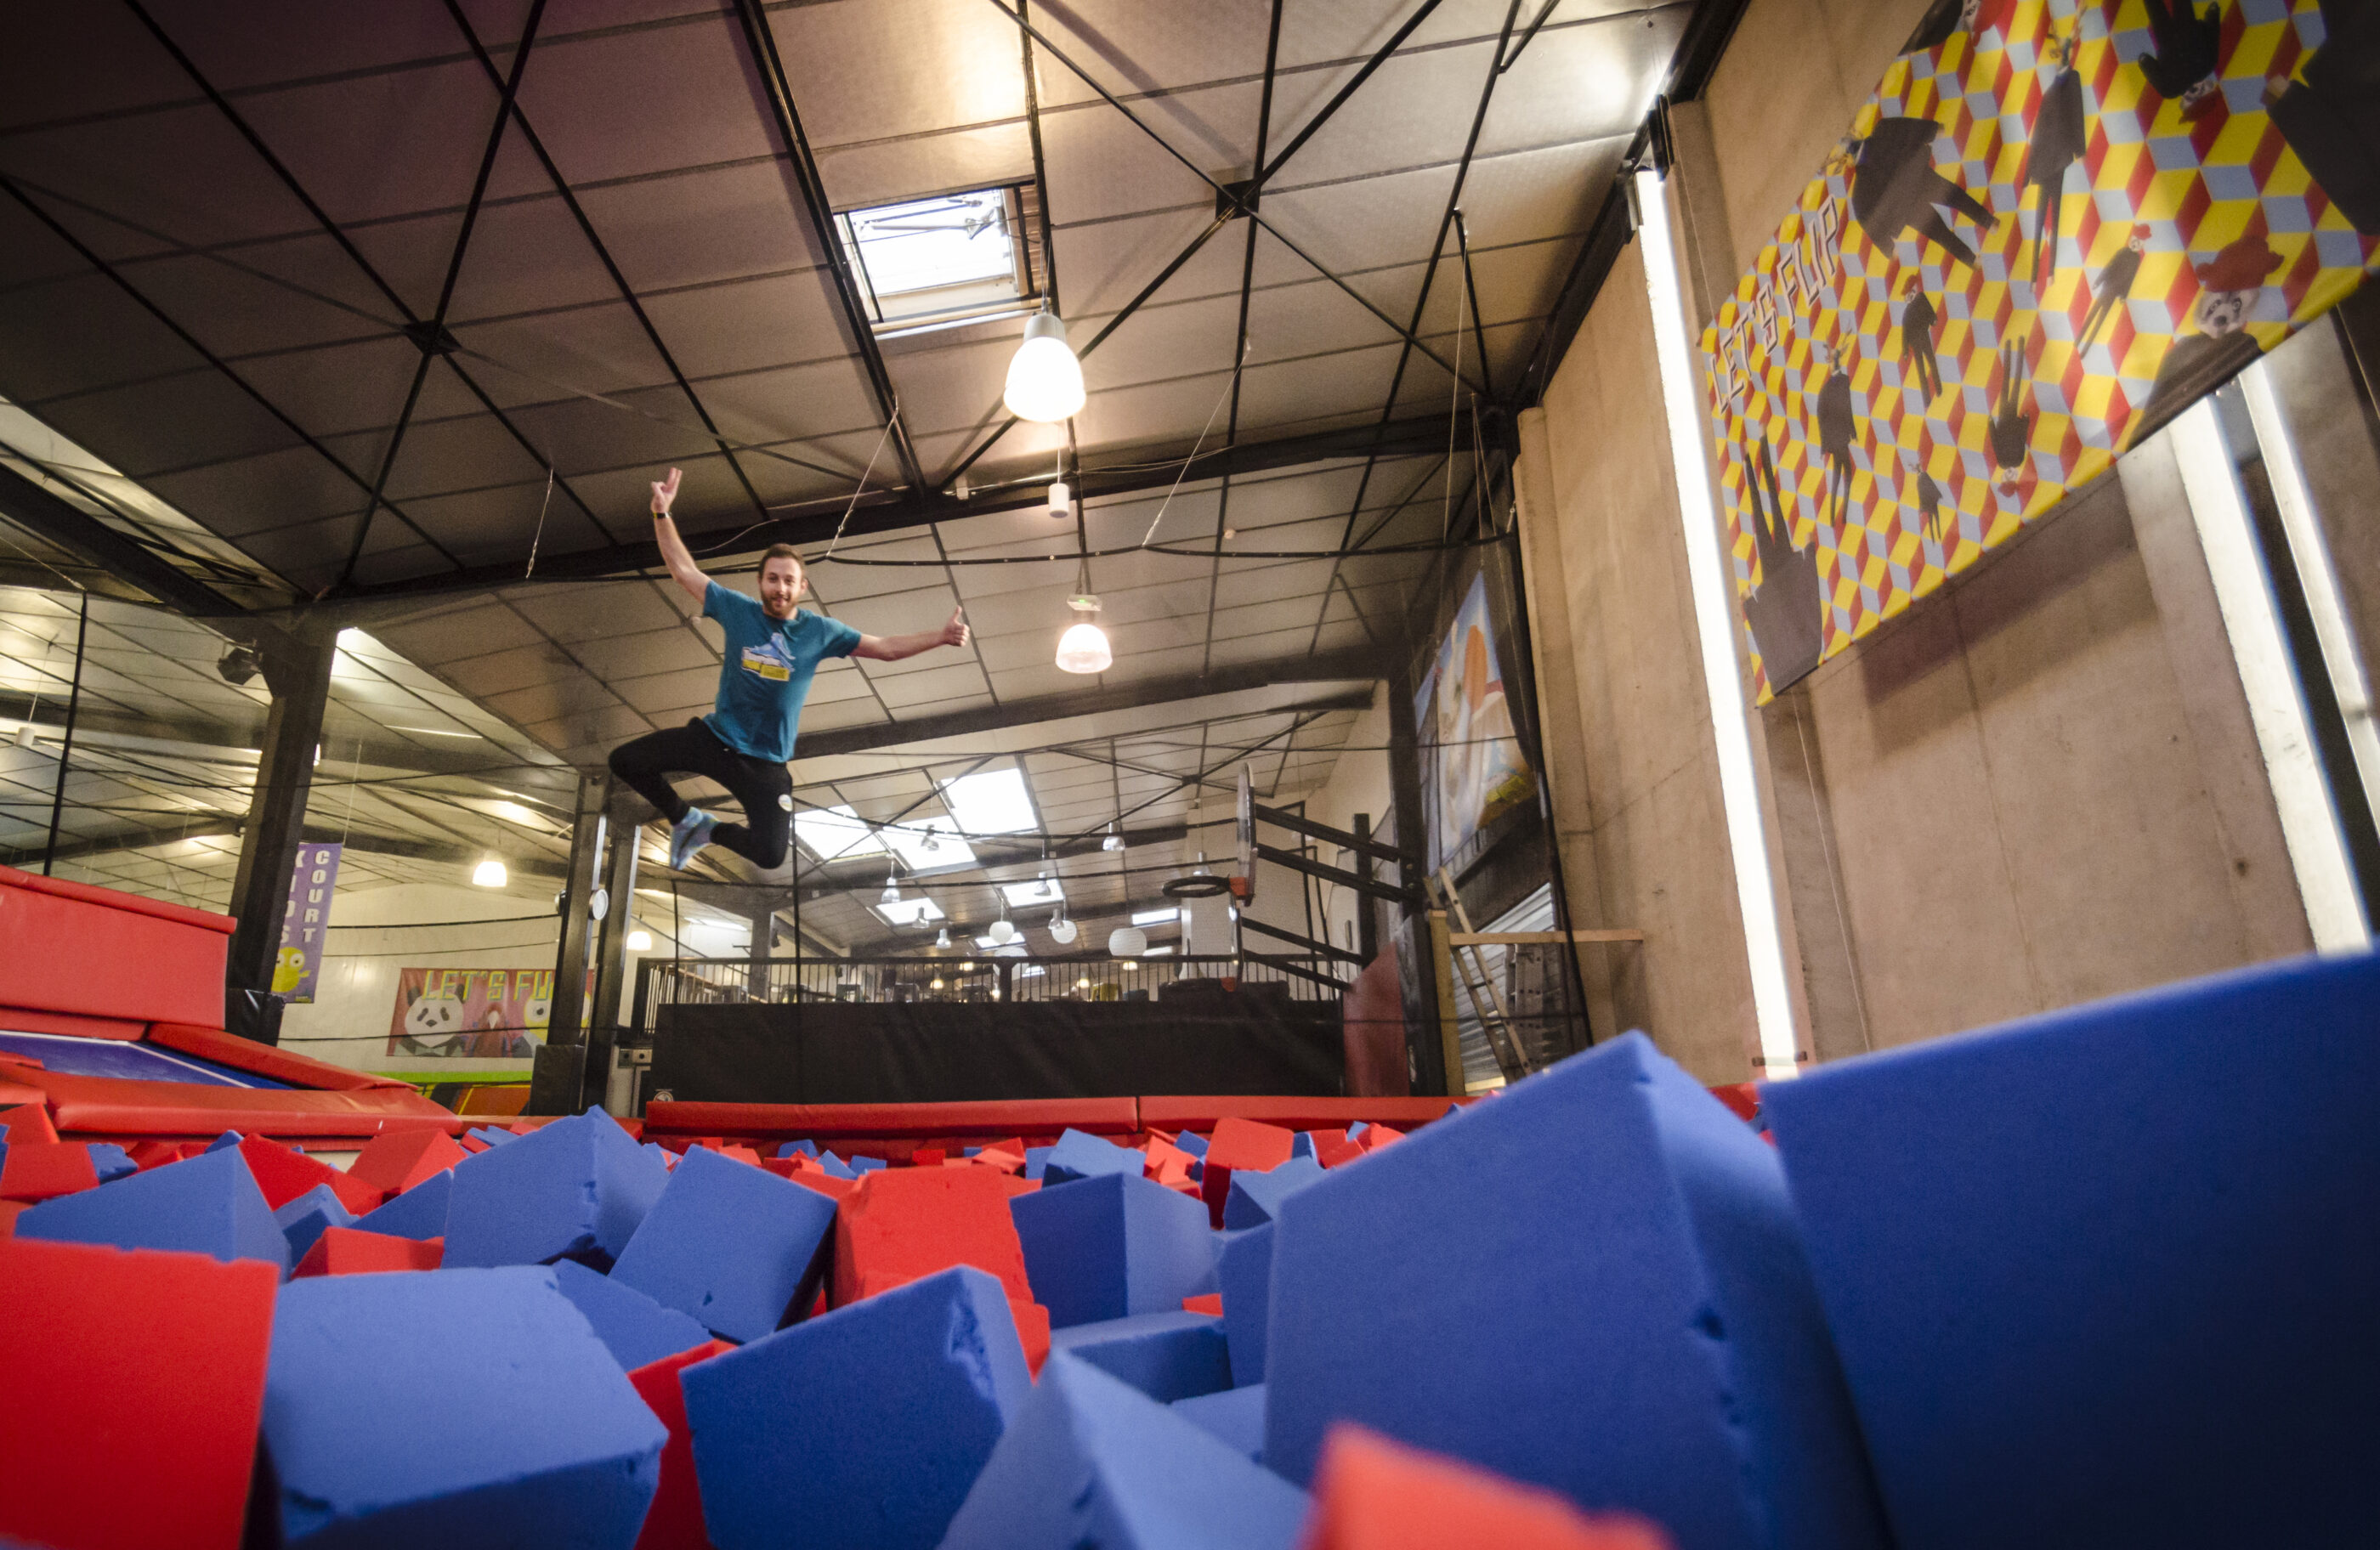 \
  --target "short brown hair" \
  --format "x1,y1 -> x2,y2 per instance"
759,543 -> 804,572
